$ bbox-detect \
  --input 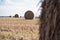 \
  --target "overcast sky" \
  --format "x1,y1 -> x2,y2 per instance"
0,0 -> 41,17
